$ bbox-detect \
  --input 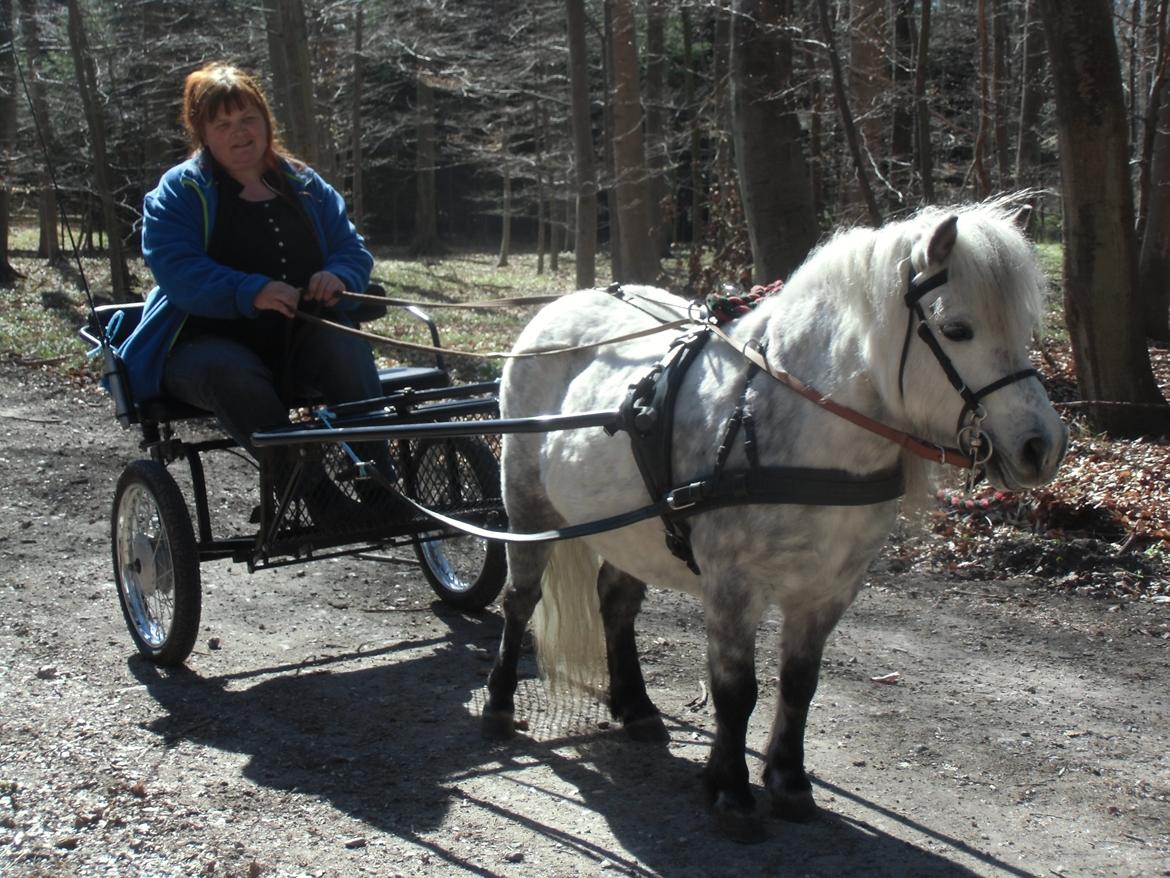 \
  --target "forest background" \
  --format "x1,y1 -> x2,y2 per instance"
1,0 -> 1170,555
